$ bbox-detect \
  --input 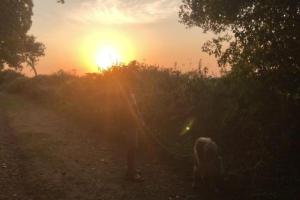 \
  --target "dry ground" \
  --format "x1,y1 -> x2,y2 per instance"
0,93 -> 208,200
